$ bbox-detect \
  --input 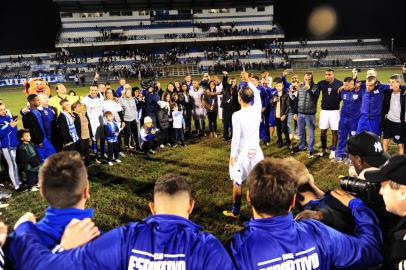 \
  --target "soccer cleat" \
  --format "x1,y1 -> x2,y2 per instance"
108,161 -> 114,166
115,159 -> 122,163
329,150 -> 336,160
222,210 -> 240,218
